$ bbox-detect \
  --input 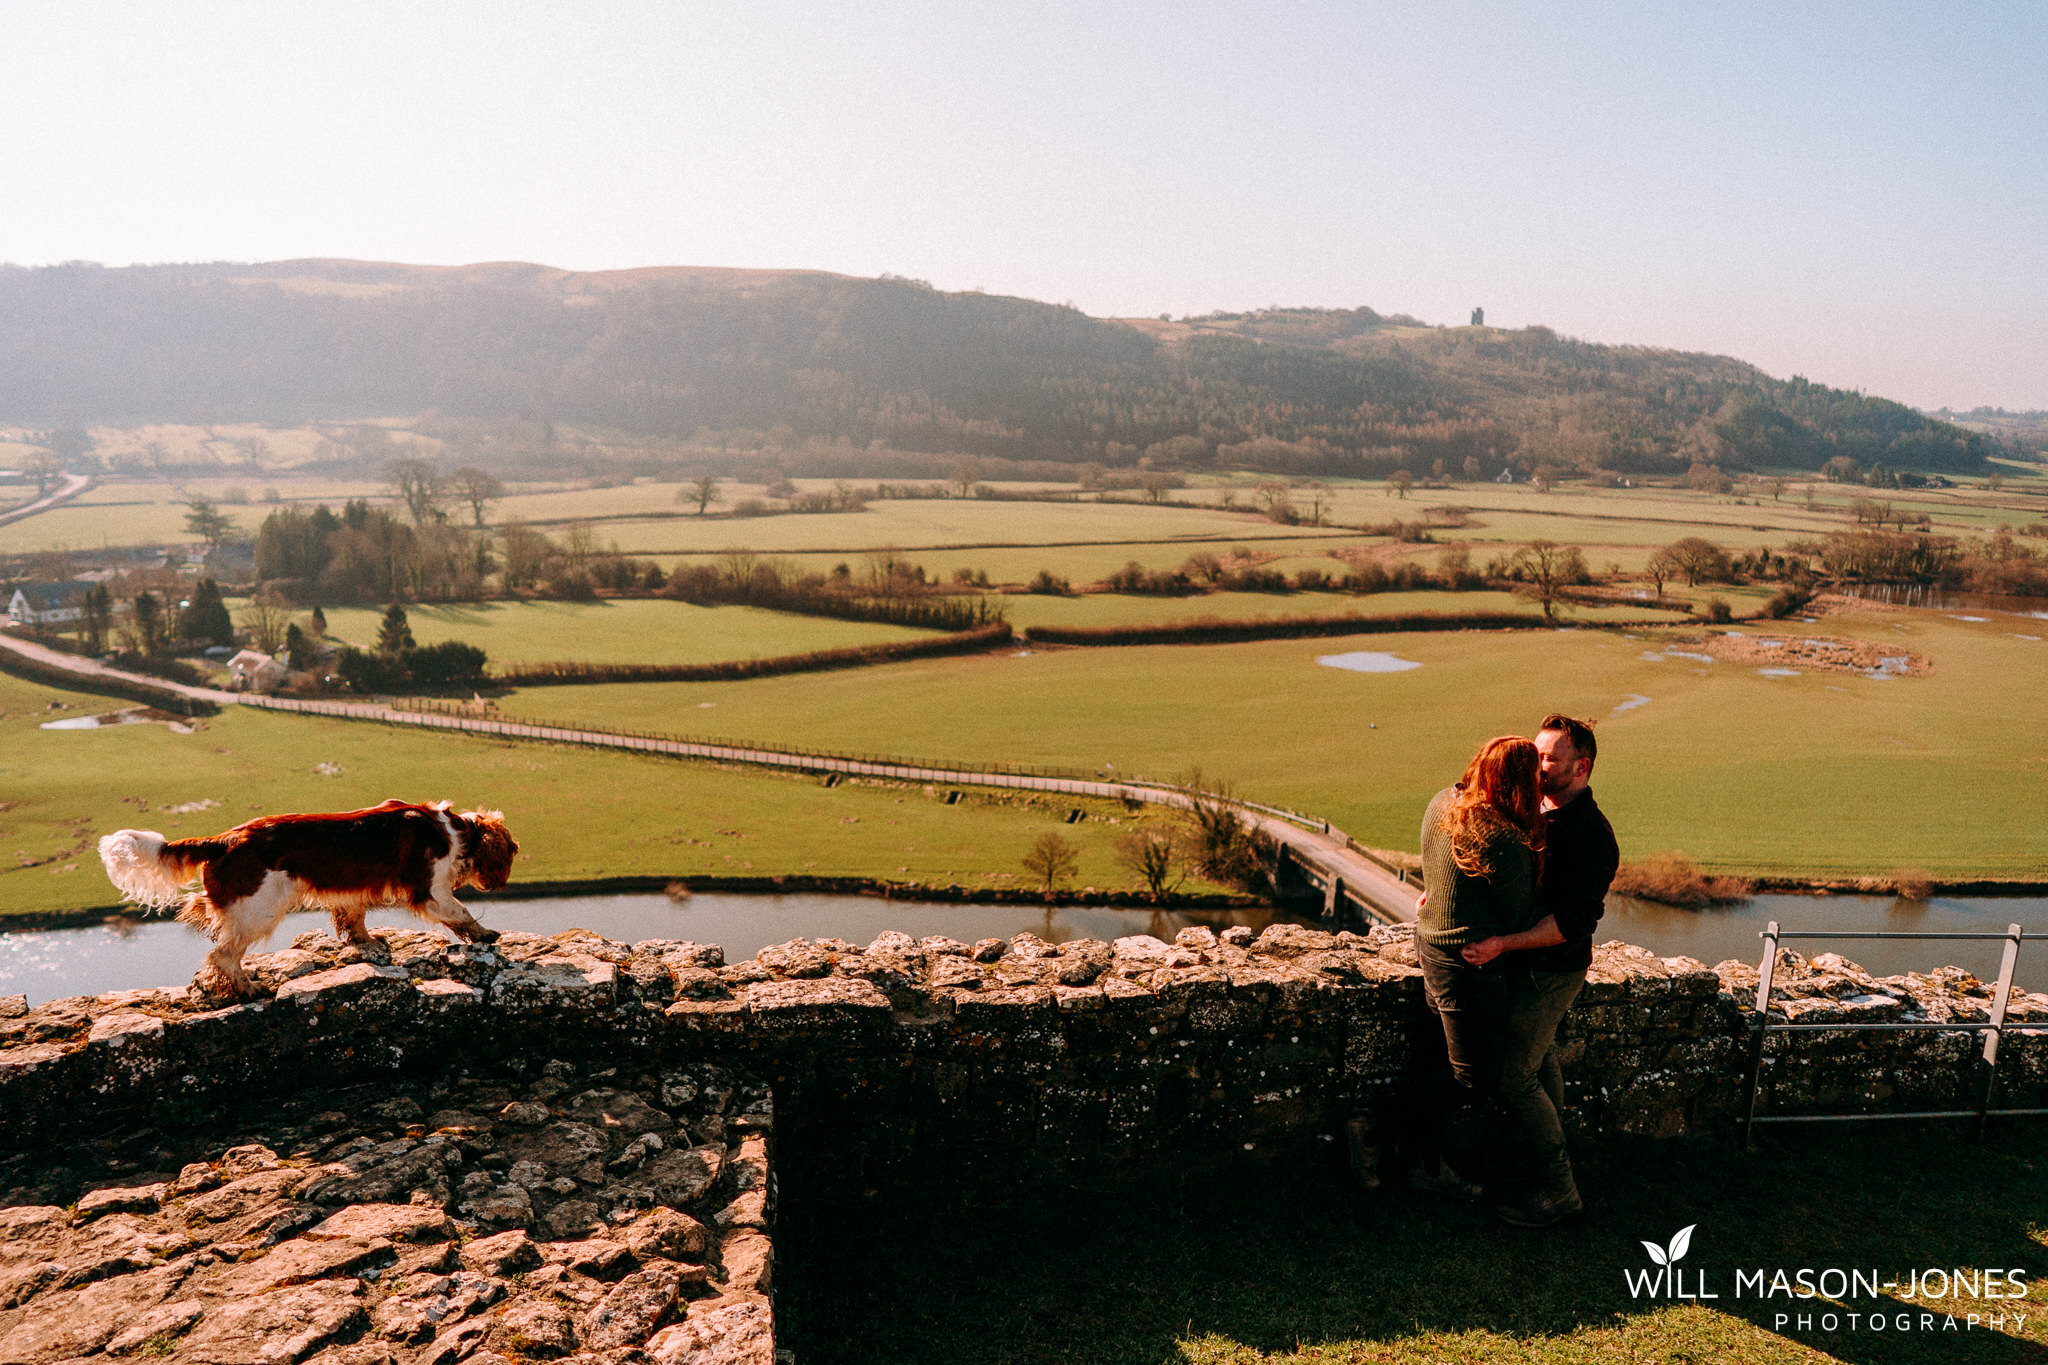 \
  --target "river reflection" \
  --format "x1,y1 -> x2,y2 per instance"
0,893 -> 1317,1007
1603,893 -> 2048,980
4,891 -> 2042,1008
